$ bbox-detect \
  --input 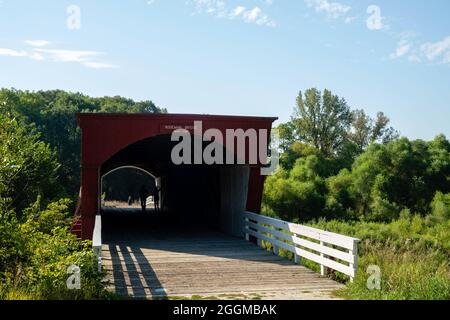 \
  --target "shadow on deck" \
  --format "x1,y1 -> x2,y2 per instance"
101,208 -> 344,300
